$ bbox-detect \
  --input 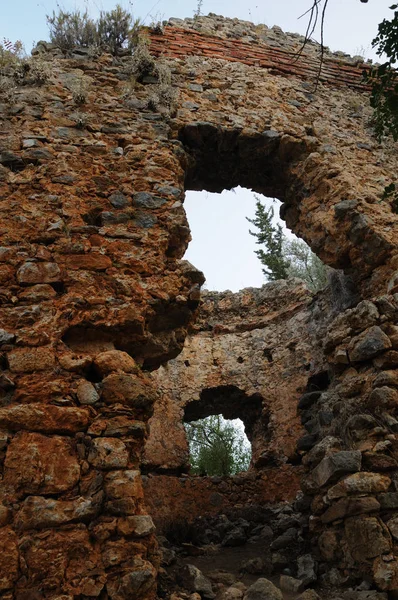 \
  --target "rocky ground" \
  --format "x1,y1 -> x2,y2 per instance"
156,501 -> 387,600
